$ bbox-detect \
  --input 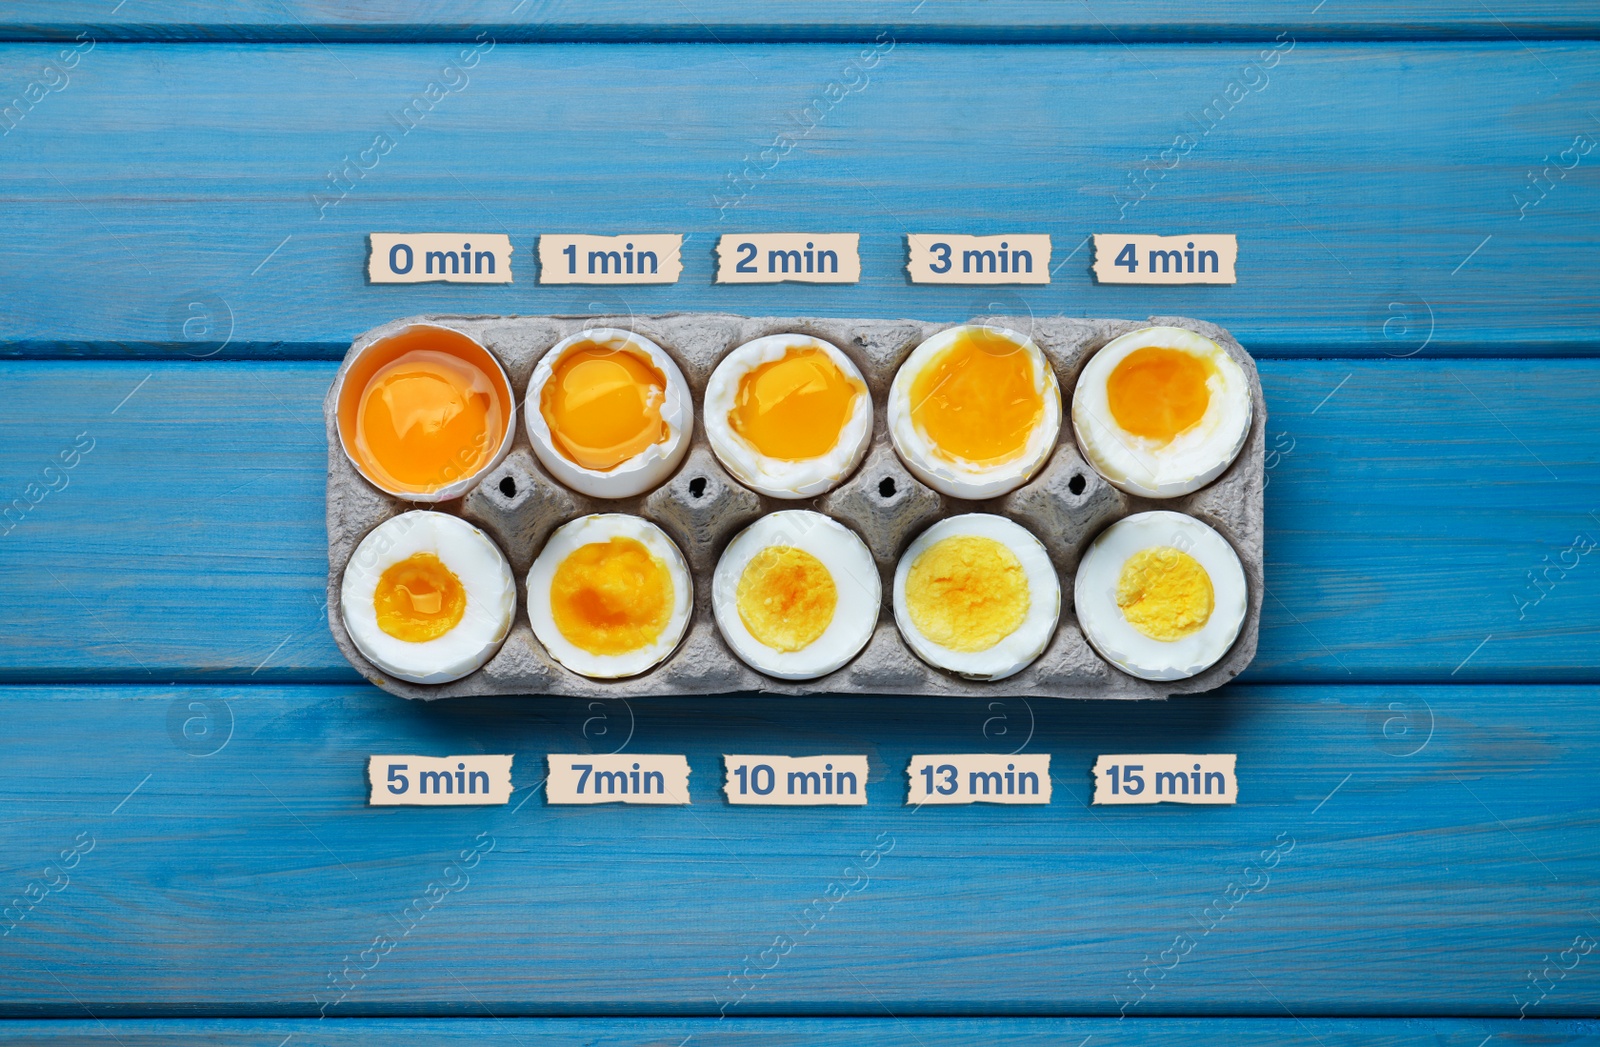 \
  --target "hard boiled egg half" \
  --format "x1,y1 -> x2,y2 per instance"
525,329 -> 692,499
341,511 -> 516,684
1072,326 -> 1251,498
1074,511 -> 1247,681
893,514 -> 1060,680
527,514 -> 693,679
712,510 -> 880,680
704,334 -> 872,498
